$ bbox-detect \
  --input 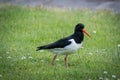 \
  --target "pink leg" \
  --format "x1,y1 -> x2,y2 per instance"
51,54 -> 57,65
64,55 -> 68,68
